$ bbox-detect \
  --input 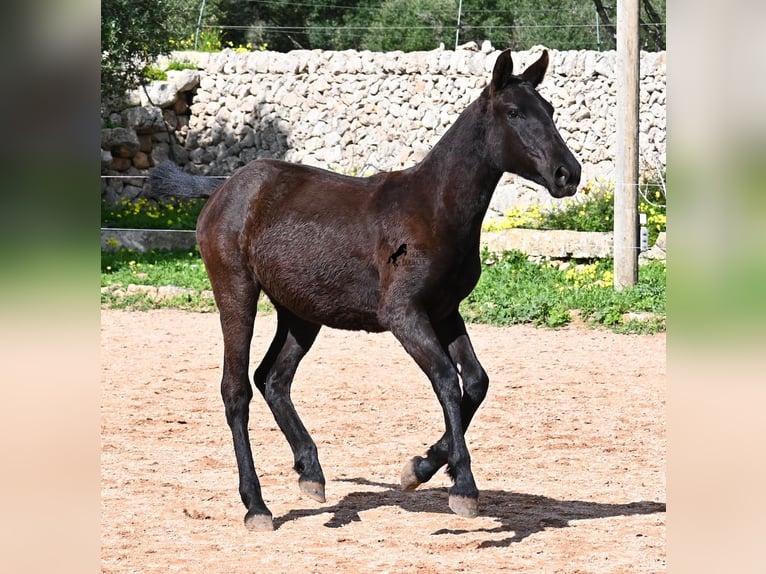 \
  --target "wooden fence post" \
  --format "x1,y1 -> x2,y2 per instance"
614,0 -> 640,289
